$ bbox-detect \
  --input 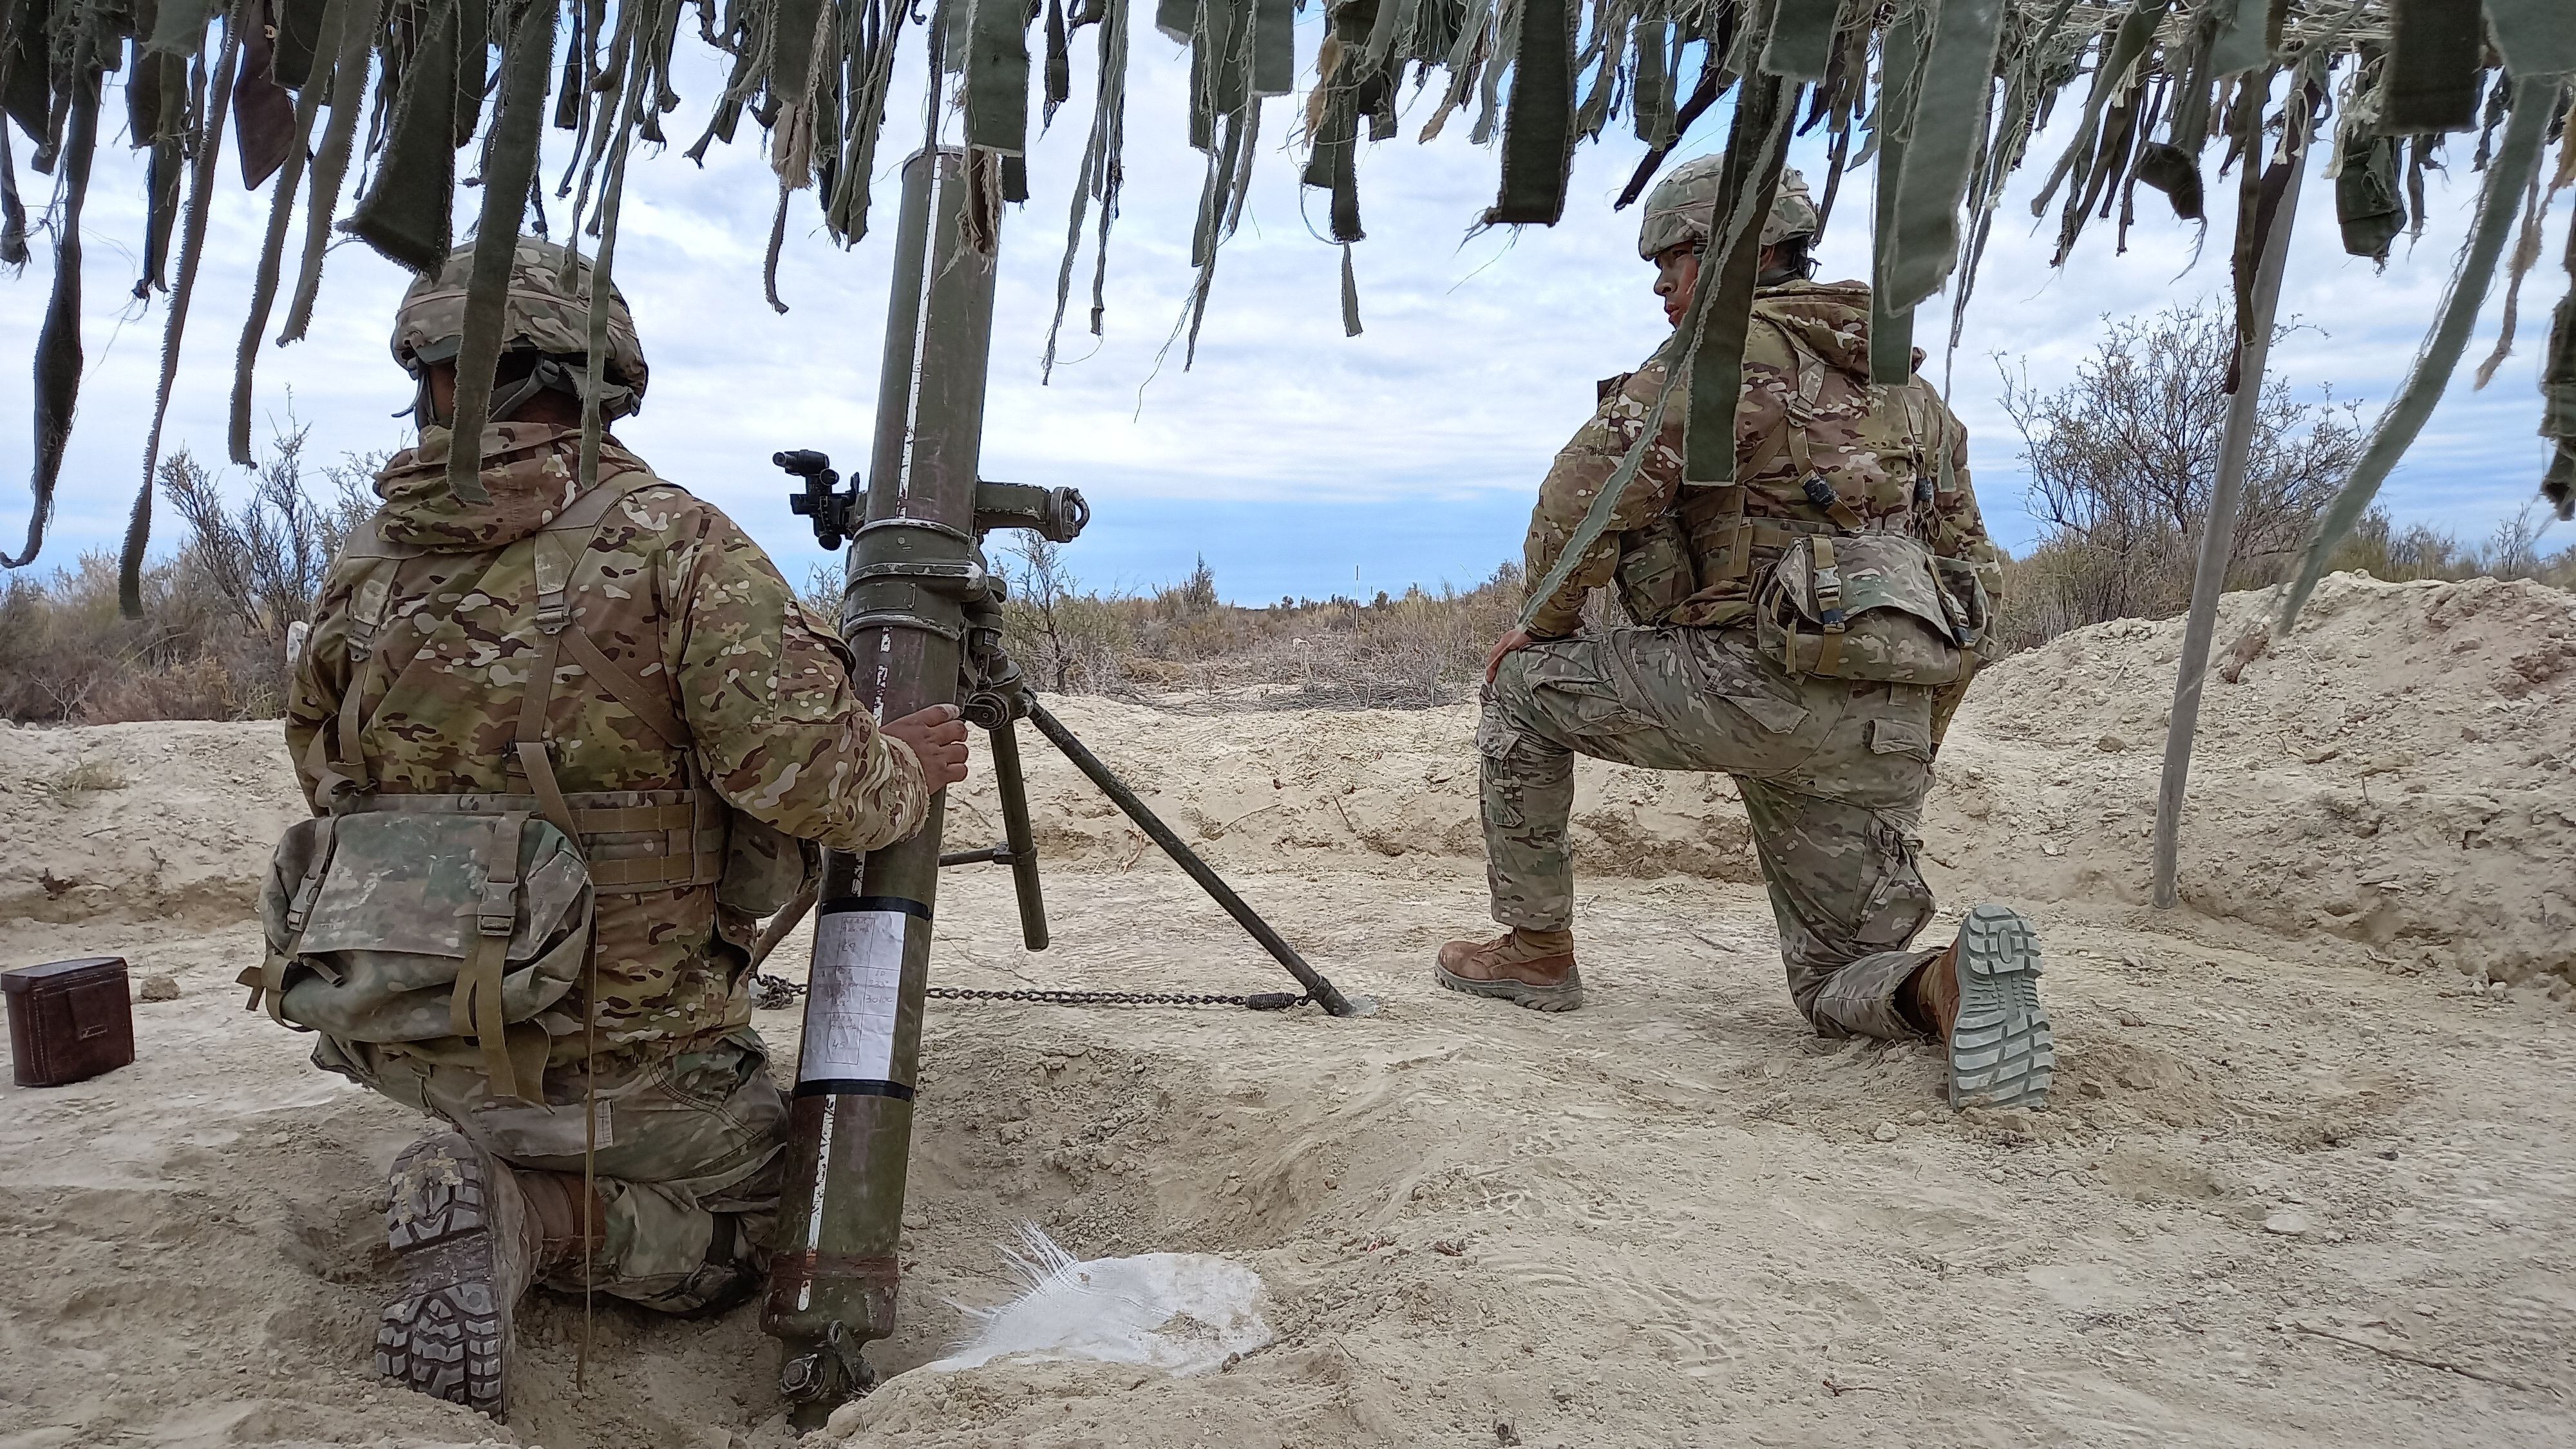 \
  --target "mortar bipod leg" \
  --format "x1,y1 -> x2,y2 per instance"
1020,699 -> 1365,1017
987,715 -> 1049,951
